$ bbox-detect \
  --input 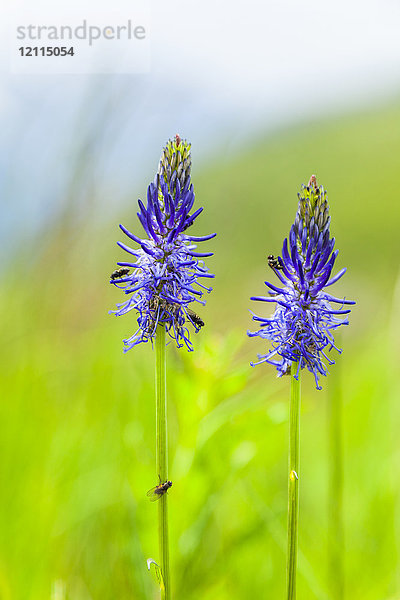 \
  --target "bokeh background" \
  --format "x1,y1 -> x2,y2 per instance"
1,1 -> 400,598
